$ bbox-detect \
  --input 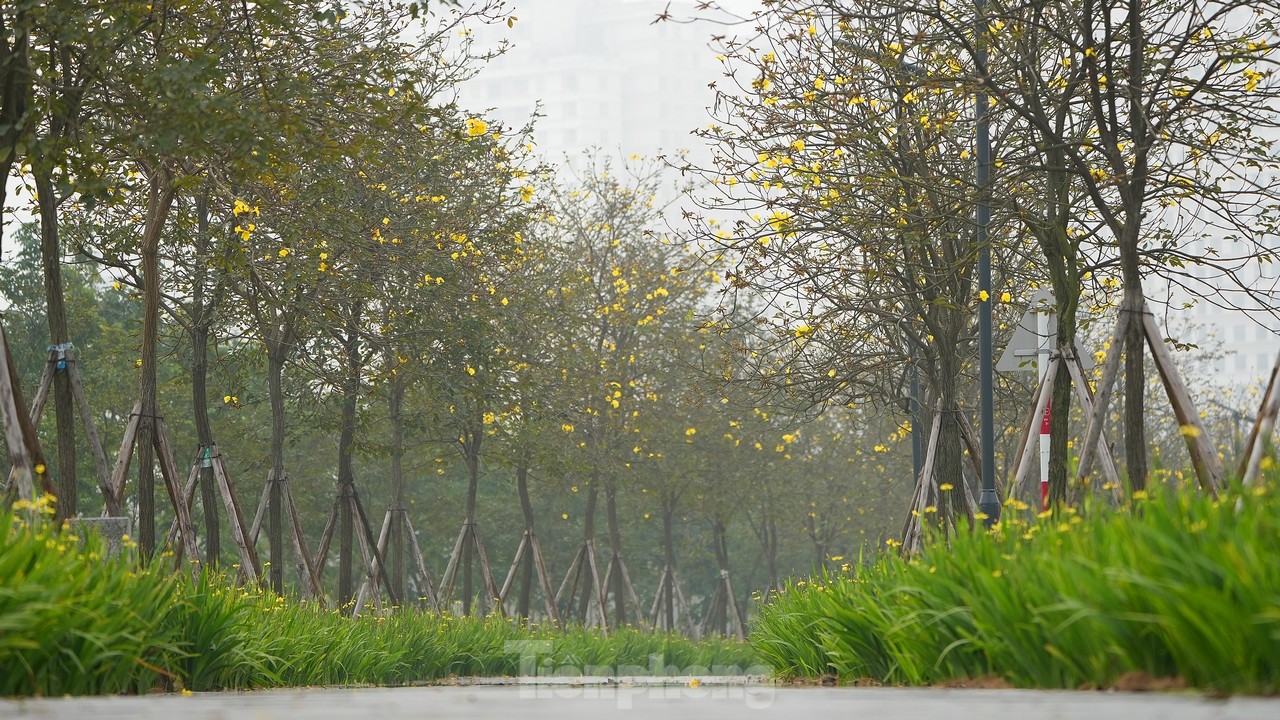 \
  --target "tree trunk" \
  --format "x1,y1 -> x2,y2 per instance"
190,196 -> 220,564
933,310 -> 966,529
661,499 -> 677,629
0,7 -> 30,262
604,478 -> 626,627
34,168 -> 75,521
388,371 -> 406,603
336,306 -> 361,607
576,481 -> 599,623
516,463 -> 536,620
462,427 -> 482,615
1123,288 -> 1148,494
136,171 -> 176,559
267,348 -> 287,593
